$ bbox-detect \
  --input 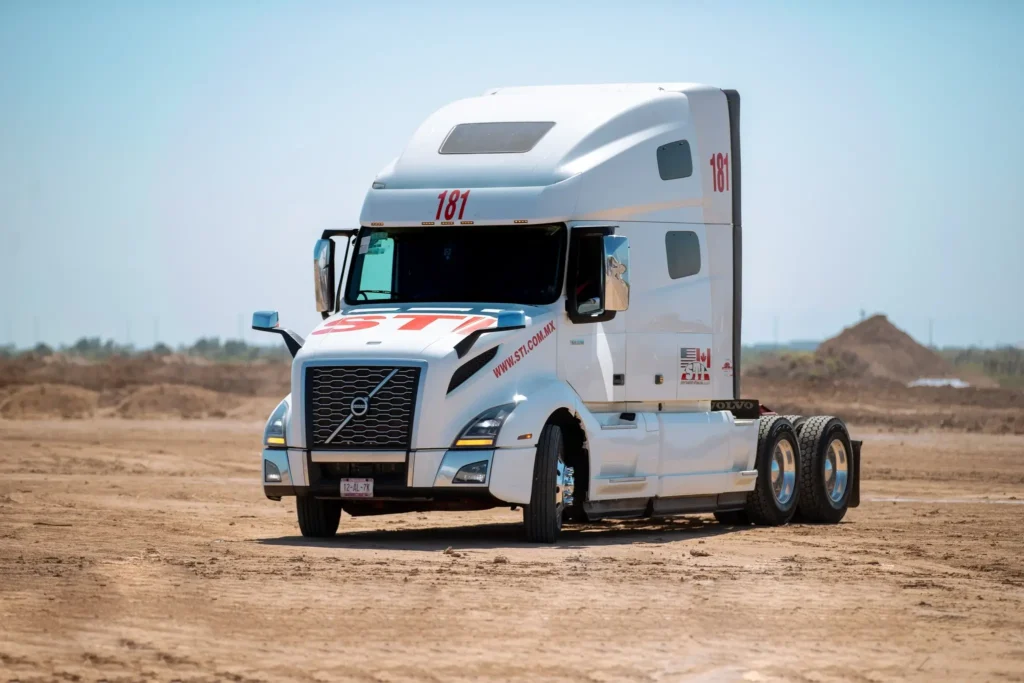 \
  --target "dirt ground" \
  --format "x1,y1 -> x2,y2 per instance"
1,419 -> 1023,682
